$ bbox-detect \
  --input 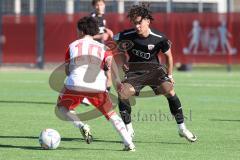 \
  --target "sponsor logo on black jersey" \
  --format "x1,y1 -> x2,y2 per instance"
132,49 -> 150,59
148,44 -> 155,50
118,40 -> 134,51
